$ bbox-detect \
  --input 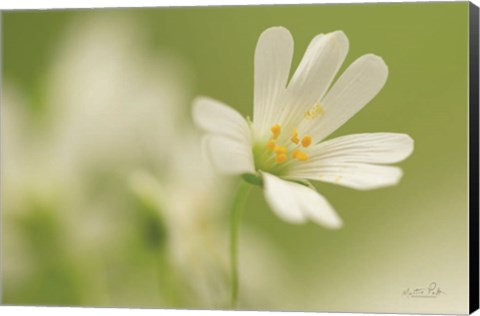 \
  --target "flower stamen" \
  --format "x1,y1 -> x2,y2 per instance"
292,149 -> 309,161
292,150 -> 300,159
271,124 -> 281,139
301,135 -> 312,148
295,151 -> 309,161
304,102 -> 325,120
275,153 -> 287,163
291,128 -> 299,144
273,146 -> 287,154
266,139 -> 276,151
265,124 -> 311,165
